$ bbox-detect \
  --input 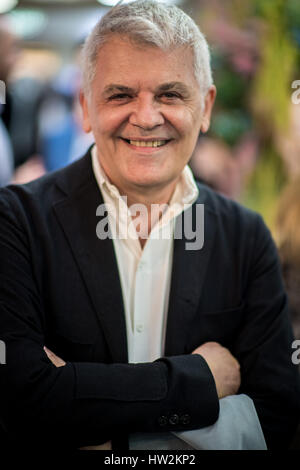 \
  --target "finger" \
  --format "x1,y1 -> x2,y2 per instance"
45,349 -> 66,367
43,346 -> 66,367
